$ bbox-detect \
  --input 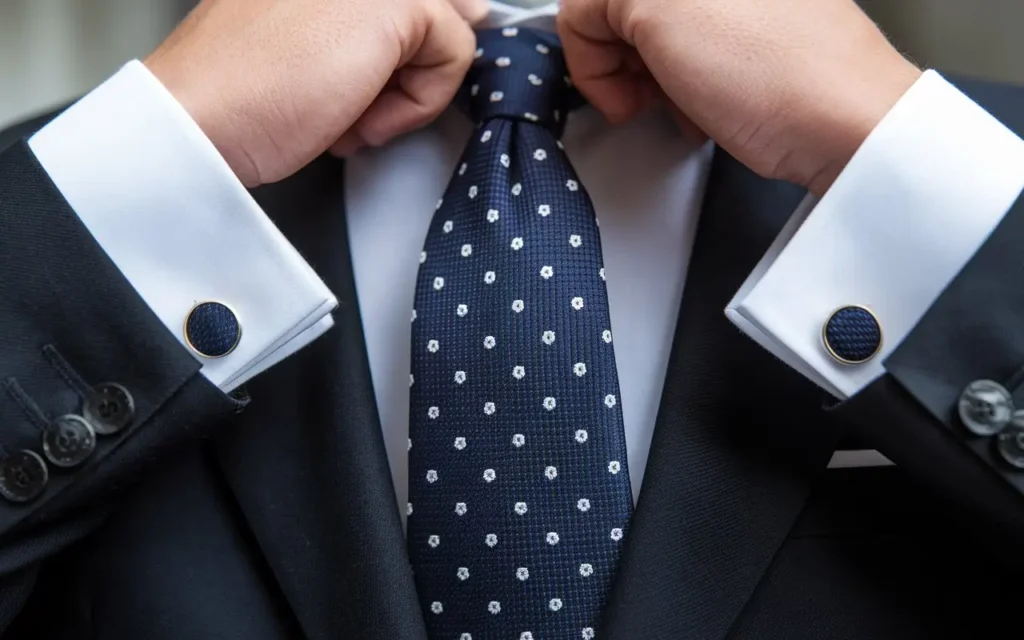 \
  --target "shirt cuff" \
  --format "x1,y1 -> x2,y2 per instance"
727,70 -> 1024,399
28,60 -> 337,392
